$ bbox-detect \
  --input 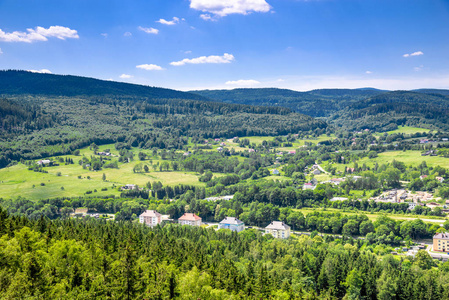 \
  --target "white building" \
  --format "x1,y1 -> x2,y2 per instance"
219,217 -> 245,232
265,221 -> 291,239
139,210 -> 163,227
178,213 -> 202,226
